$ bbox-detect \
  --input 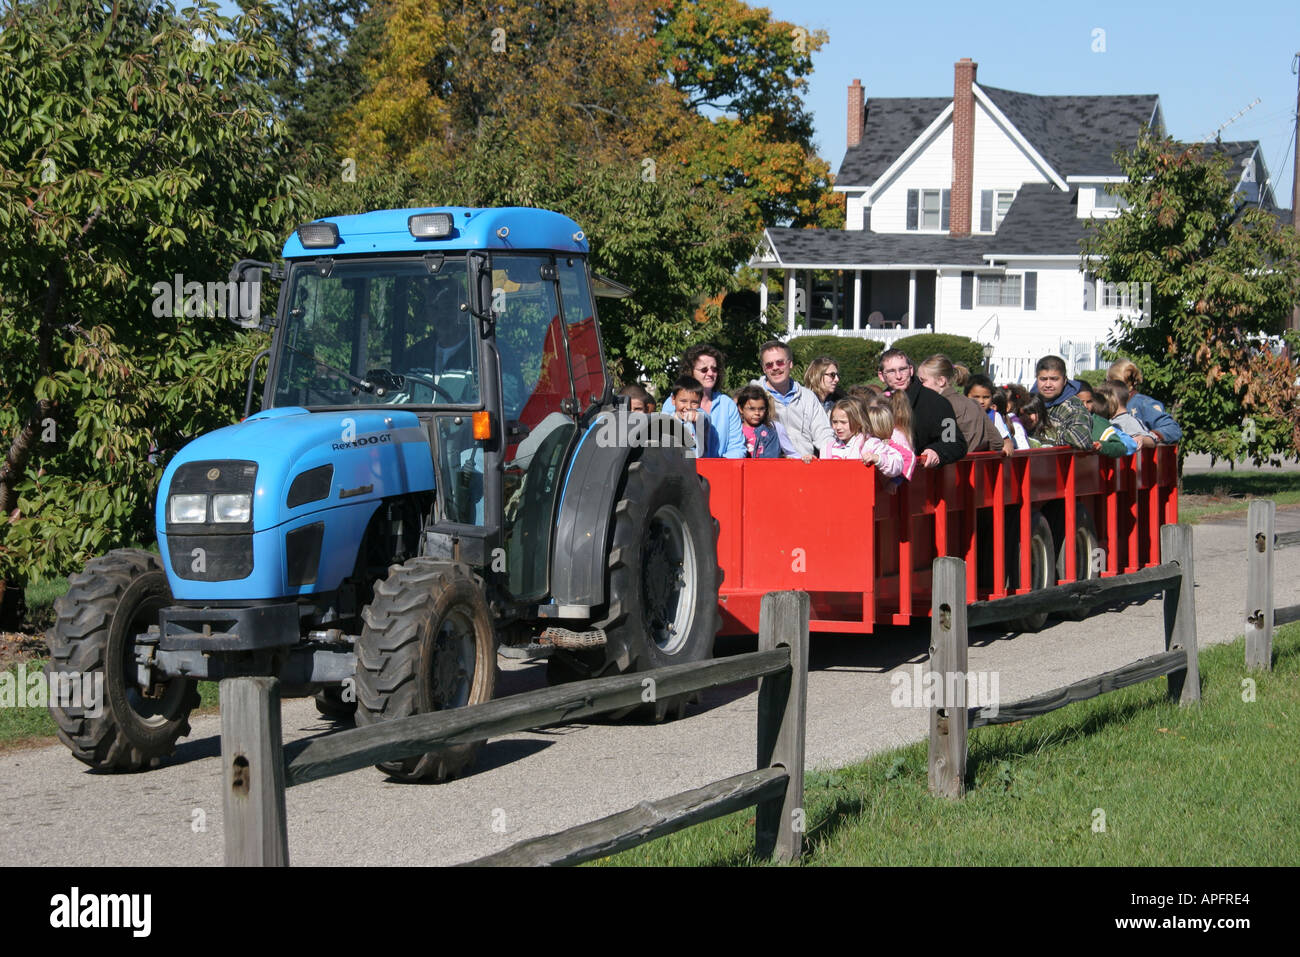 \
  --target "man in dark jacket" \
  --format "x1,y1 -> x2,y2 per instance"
878,349 -> 966,466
